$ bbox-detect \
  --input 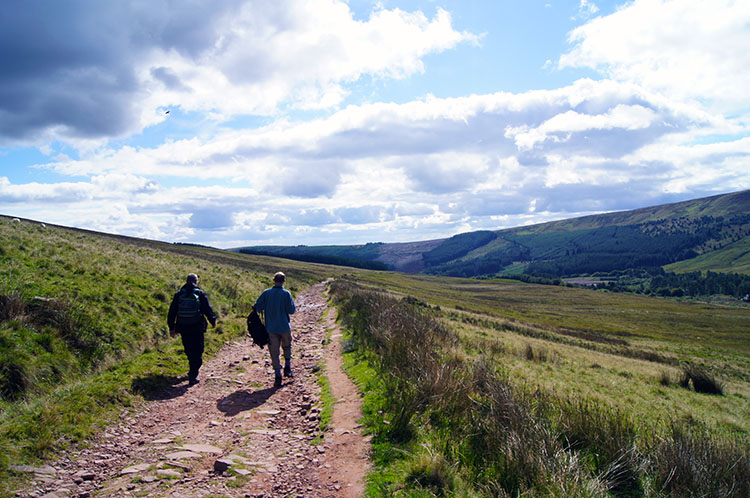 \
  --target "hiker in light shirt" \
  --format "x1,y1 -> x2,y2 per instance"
253,272 -> 296,388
